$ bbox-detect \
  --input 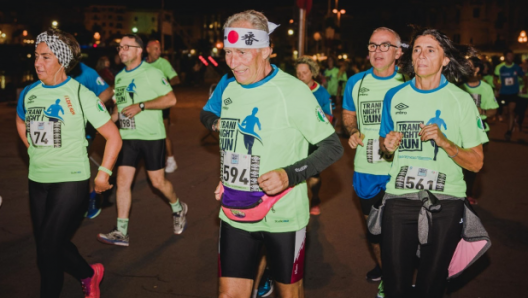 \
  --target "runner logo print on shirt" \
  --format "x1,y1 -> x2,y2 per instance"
360,101 -> 382,125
